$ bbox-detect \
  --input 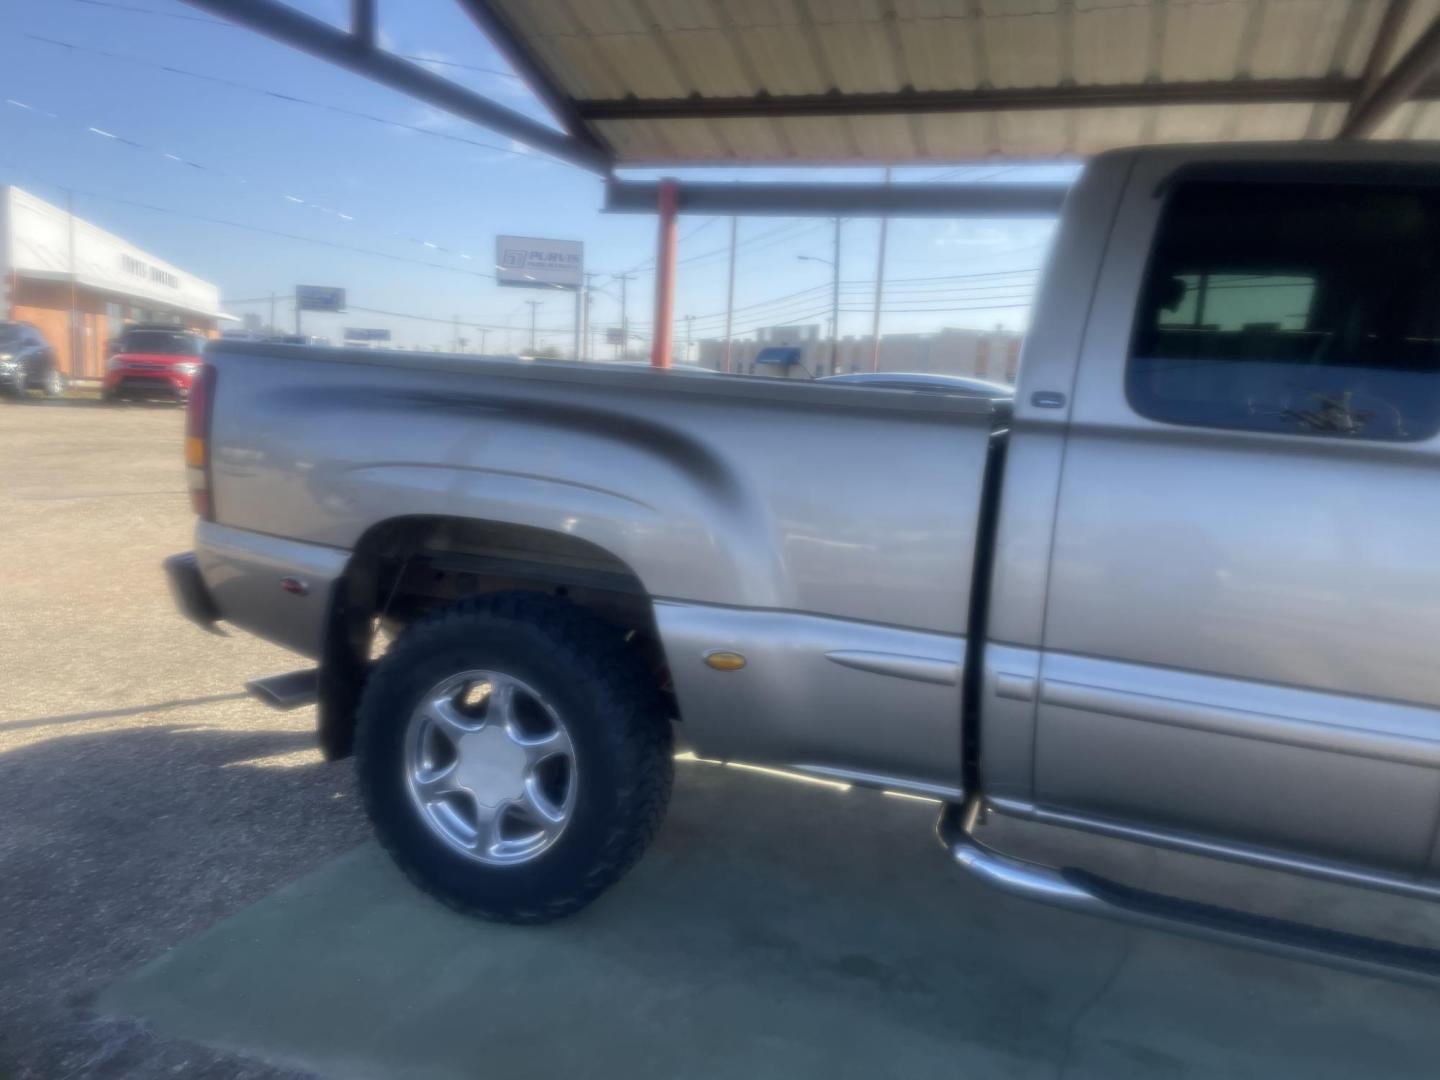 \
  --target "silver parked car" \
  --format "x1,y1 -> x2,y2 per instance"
166,142 -> 1440,980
